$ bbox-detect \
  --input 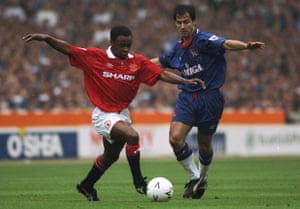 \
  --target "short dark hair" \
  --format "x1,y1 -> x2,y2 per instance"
173,5 -> 196,21
110,25 -> 133,41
